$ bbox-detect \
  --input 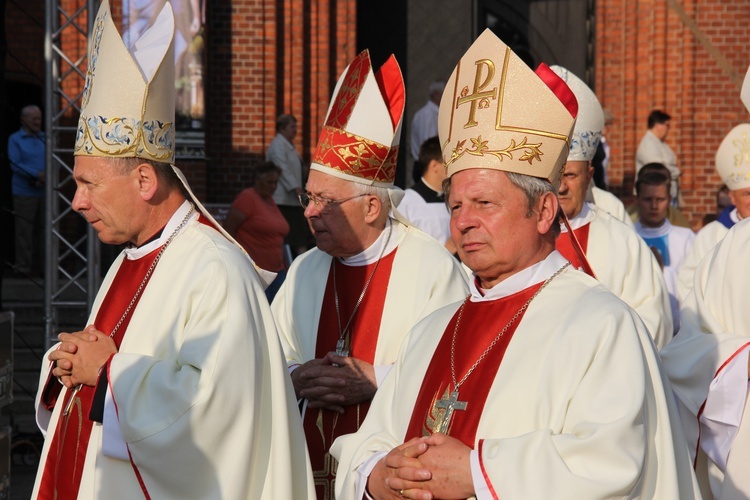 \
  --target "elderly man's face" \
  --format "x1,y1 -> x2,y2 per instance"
72,156 -> 145,245
304,169 -> 372,258
557,160 -> 592,218
448,169 -> 547,288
